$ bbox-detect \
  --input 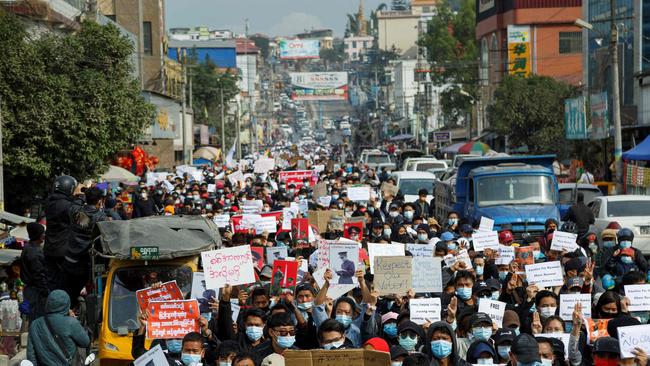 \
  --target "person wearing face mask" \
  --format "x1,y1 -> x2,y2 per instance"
598,229 -> 619,275
415,224 -> 431,244
535,337 -> 557,366
508,334 -> 542,366
380,312 -> 400,343
368,220 -> 385,242
402,204 -> 416,223
251,312 -> 300,365
453,270 -> 477,310
492,328 -> 516,364
466,340 -> 498,365
390,345 -> 409,366
538,218 -> 559,252
608,247 -> 640,277
612,228 -> 648,273
386,203 -> 405,227
445,212 -> 460,234
425,321 -> 471,366
439,231 -> 457,252
318,319 -> 353,350
522,290 -> 558,335
294,284 -> 320,350
397,321 -> 426,353
391,224 -> 415,244
213,340 -> 239,366
594,290 -> 623,319
468,313 -> 494,342
133,187 -> 156,218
